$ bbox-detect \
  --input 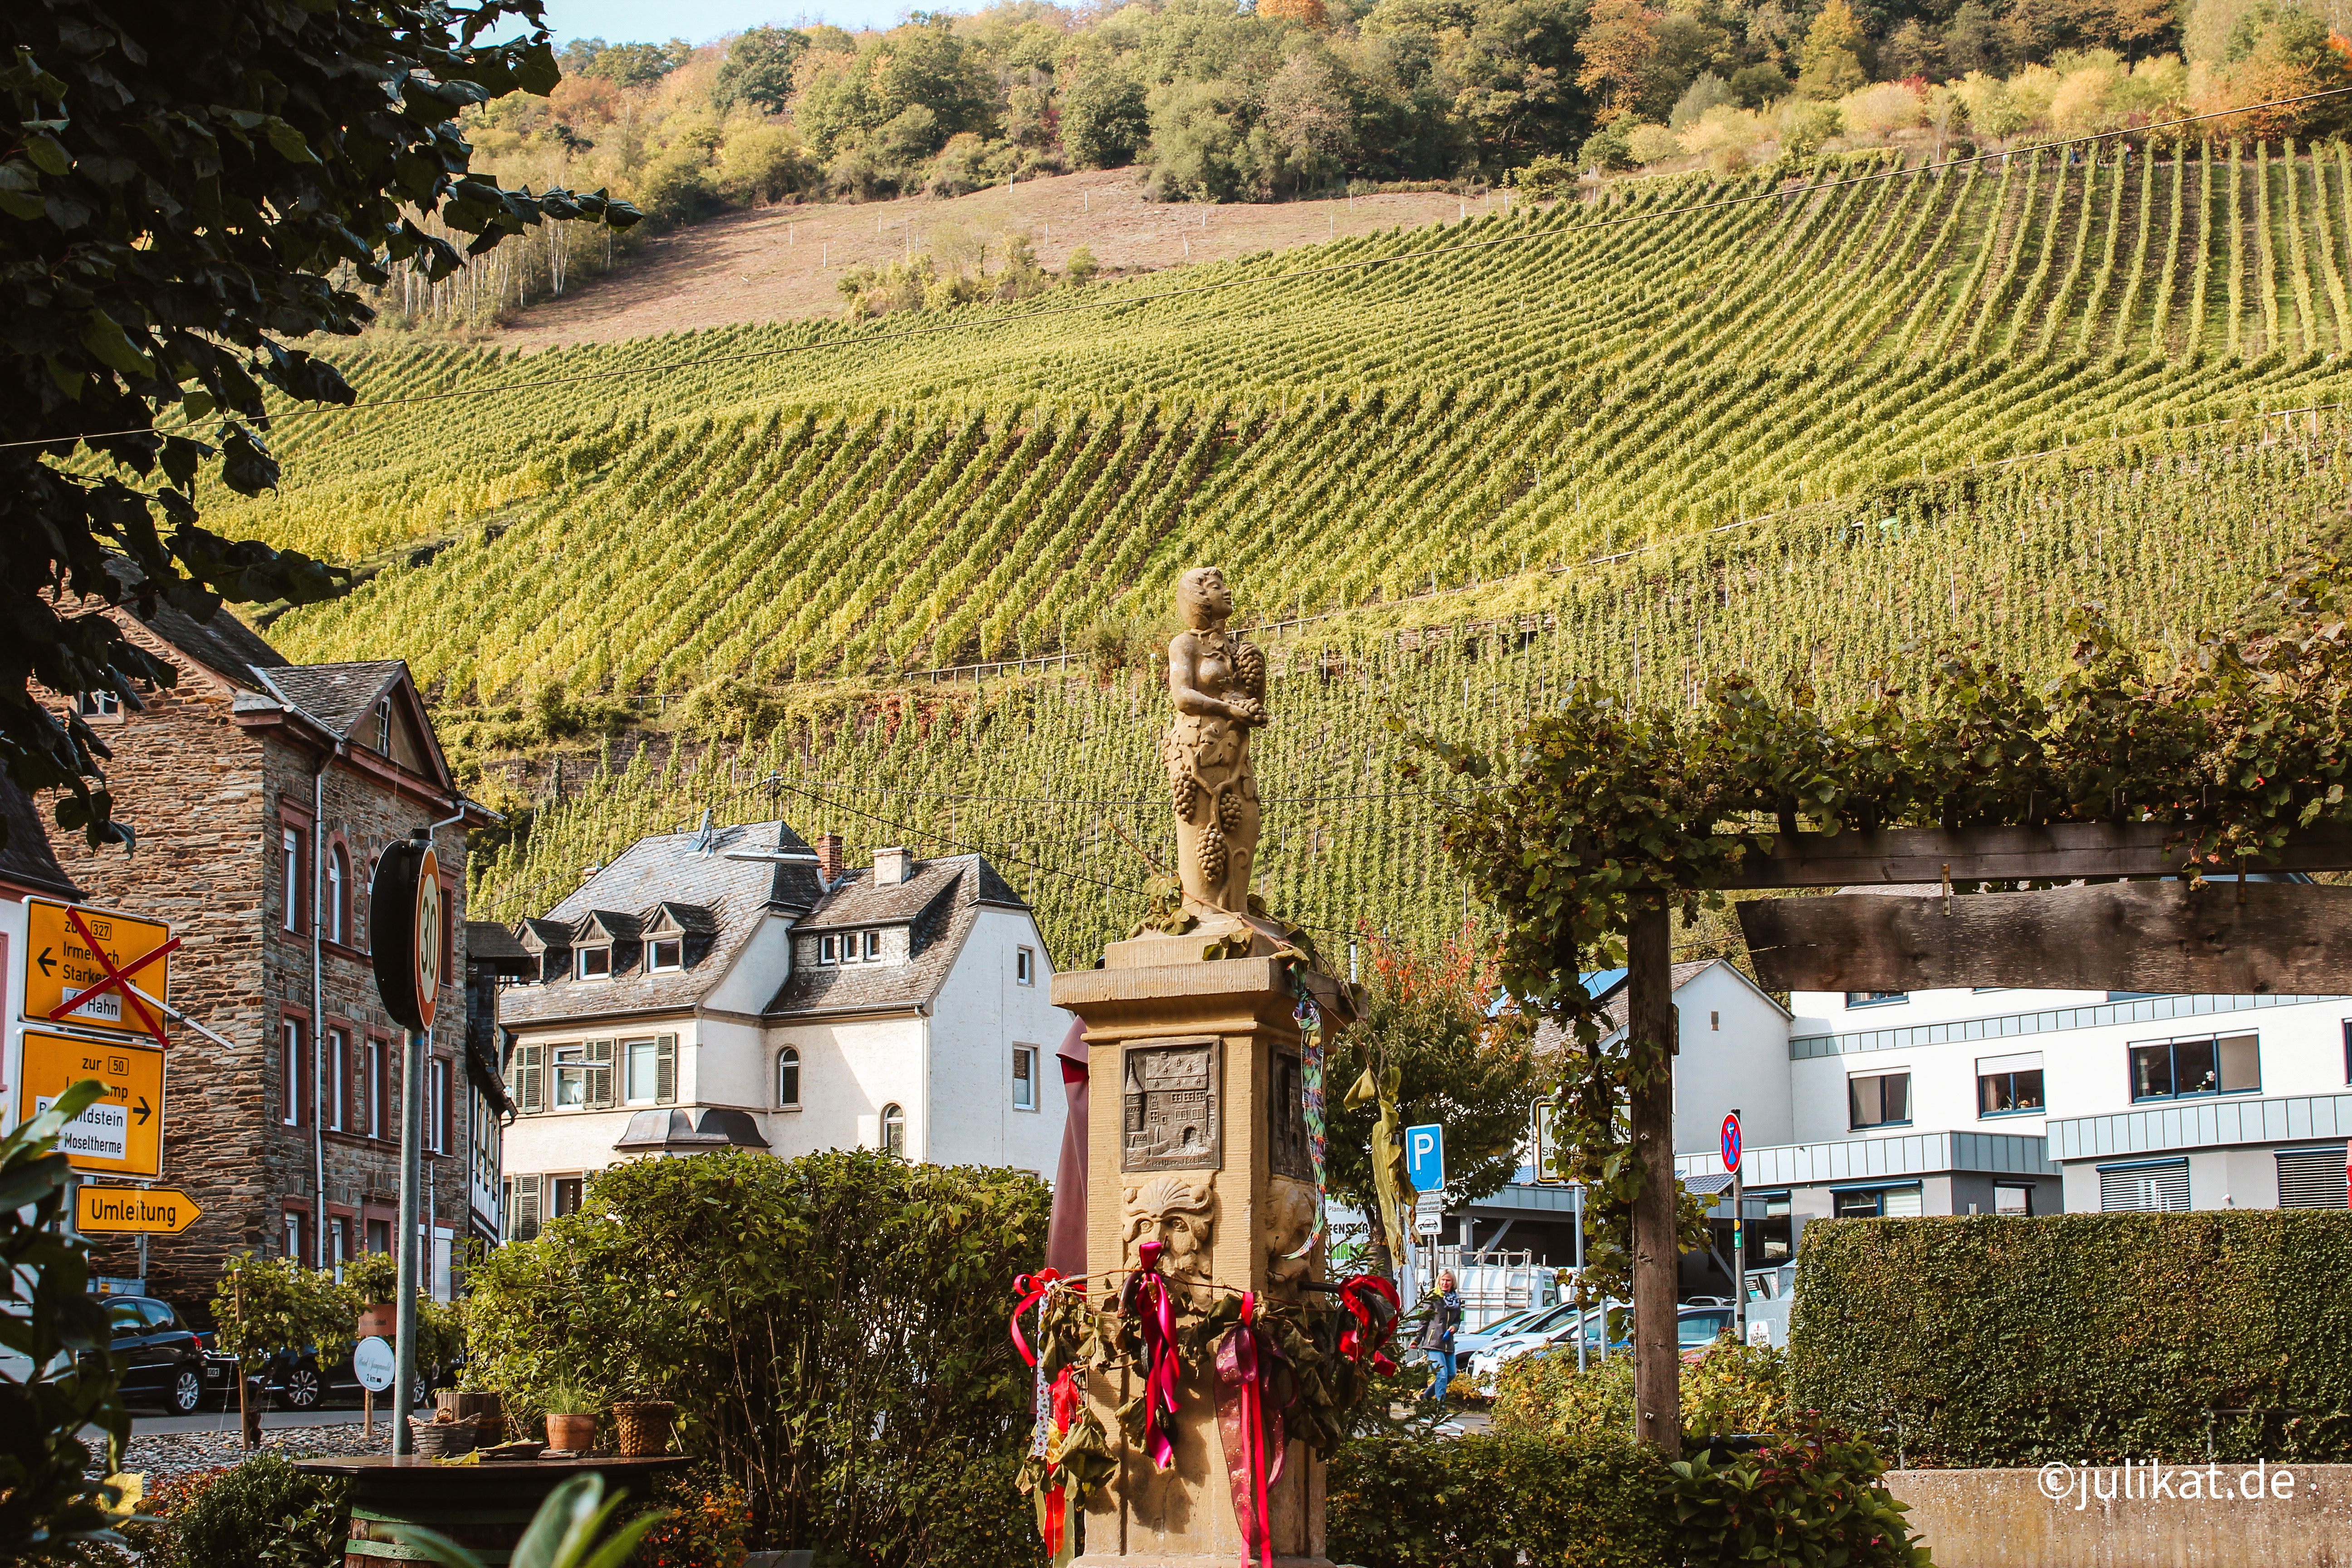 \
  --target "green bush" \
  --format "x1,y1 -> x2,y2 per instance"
125,1457 -> 348,1568
1328,1432 -> 1677,1568
1671,1419 -> 1931,1568
1791,1212 -> 2352,1465
1493,1340 -> 1787,1440
464,1149 -> 1047,1560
